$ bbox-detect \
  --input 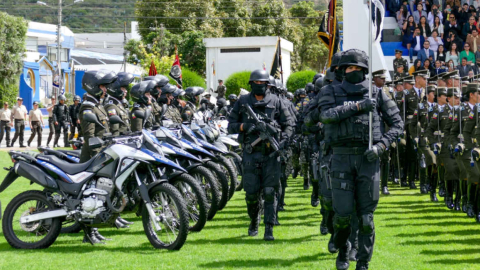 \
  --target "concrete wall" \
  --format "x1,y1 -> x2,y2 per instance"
343,0 -> 390,80
204,36 -> 293,95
